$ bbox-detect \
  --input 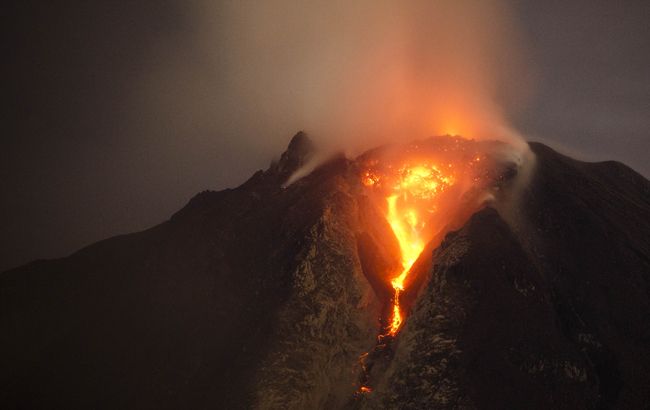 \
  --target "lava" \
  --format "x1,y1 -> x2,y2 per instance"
355,138 -> 494,396
363,162 -> 455,336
